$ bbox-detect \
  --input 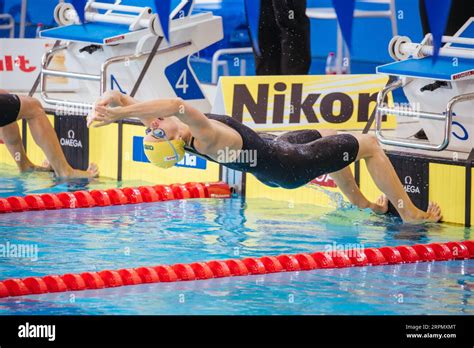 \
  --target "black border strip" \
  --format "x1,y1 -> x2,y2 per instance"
465,148 -> 474,227
1,315 -> 472,345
